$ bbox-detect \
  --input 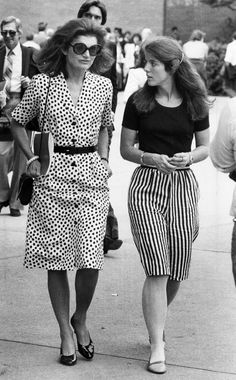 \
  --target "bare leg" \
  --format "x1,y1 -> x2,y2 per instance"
72,269 -> 99,345
142,275 -> 168,363
47,270 -> 75,355
167,279 -> 181,306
